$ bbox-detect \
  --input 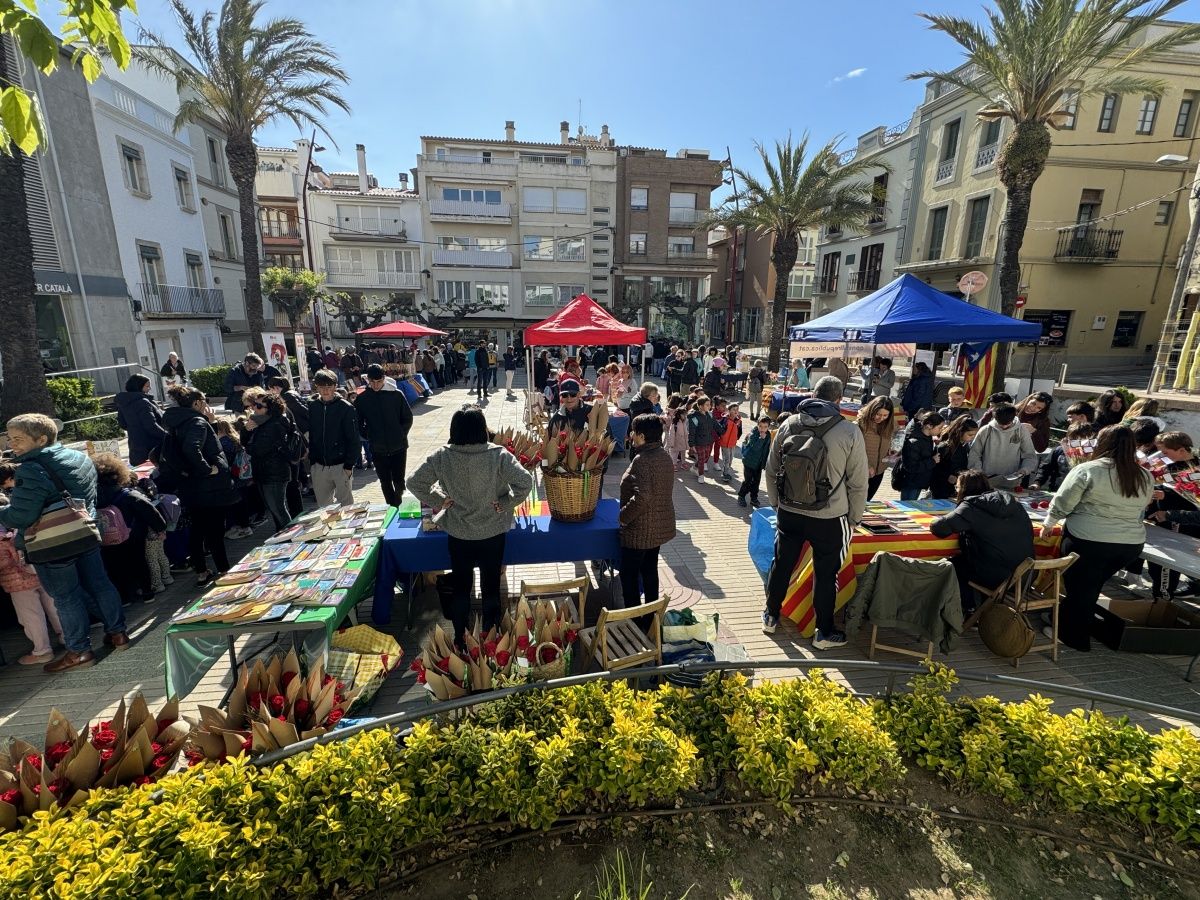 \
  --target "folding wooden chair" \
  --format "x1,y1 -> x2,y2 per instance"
962,557 -> 1036,632
1015,553 -> 1079,666
578,597 -> 668,673
518,576 -> 590,630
